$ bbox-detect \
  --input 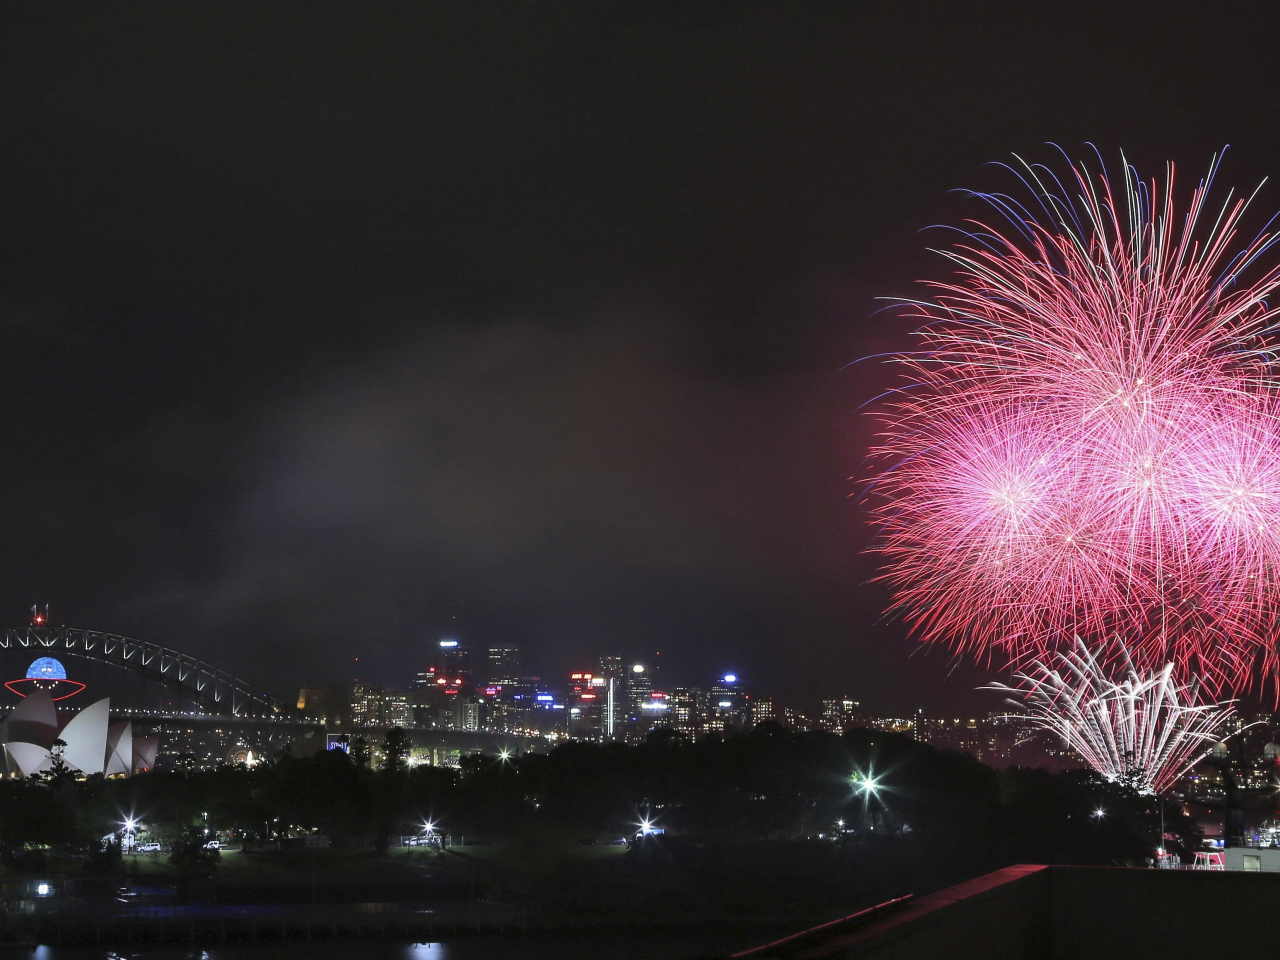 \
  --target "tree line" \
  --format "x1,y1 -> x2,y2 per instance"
0,723 -> 1197,882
